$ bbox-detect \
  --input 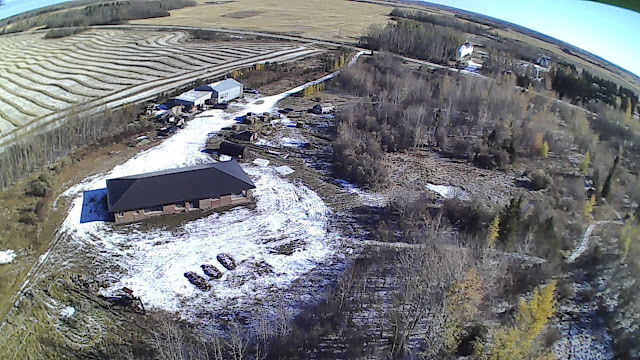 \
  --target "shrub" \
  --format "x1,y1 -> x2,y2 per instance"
44,26 -> 87,39
531,172 -> 551,191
